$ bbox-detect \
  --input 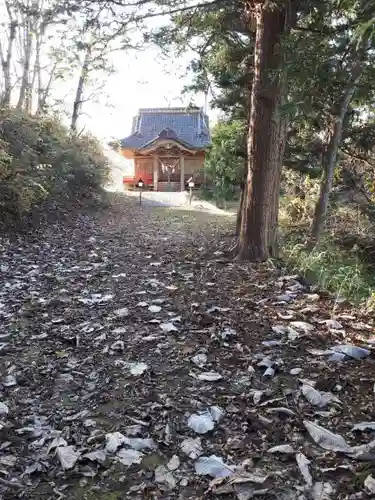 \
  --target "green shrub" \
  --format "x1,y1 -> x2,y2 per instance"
0,108 -> 109,226
282,237 -> 375,303
204,119 -> 246,204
